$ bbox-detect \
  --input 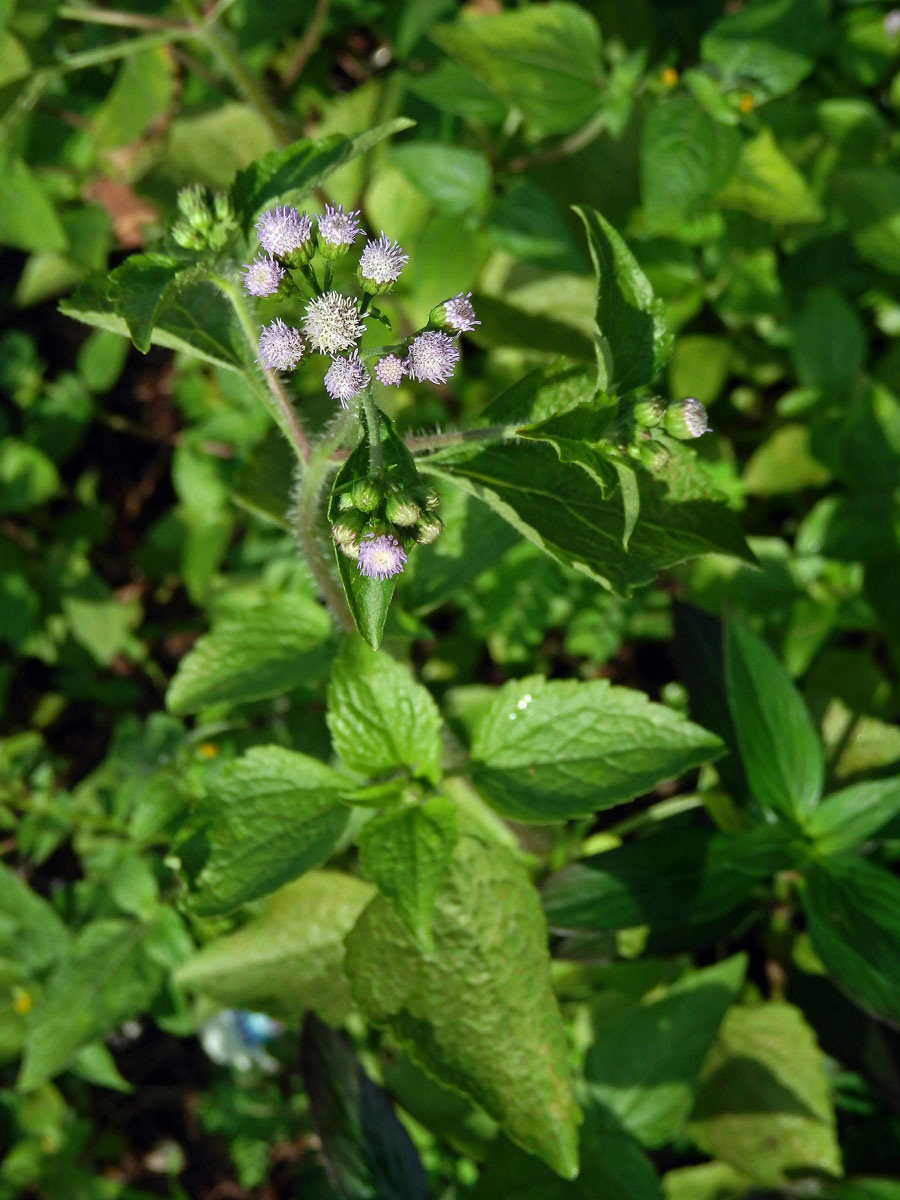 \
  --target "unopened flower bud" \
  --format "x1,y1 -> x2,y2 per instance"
332,508 -> 365,548
664,397 -> 709,440
420,488 -> 440,510
413,513 -> 443,545
177,185 -> 211,233
639,440 -> 671,472
172,221 -> 205,251
351,476 -> 383,513
385,490 -> 421,527
633,396 -> 666,428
